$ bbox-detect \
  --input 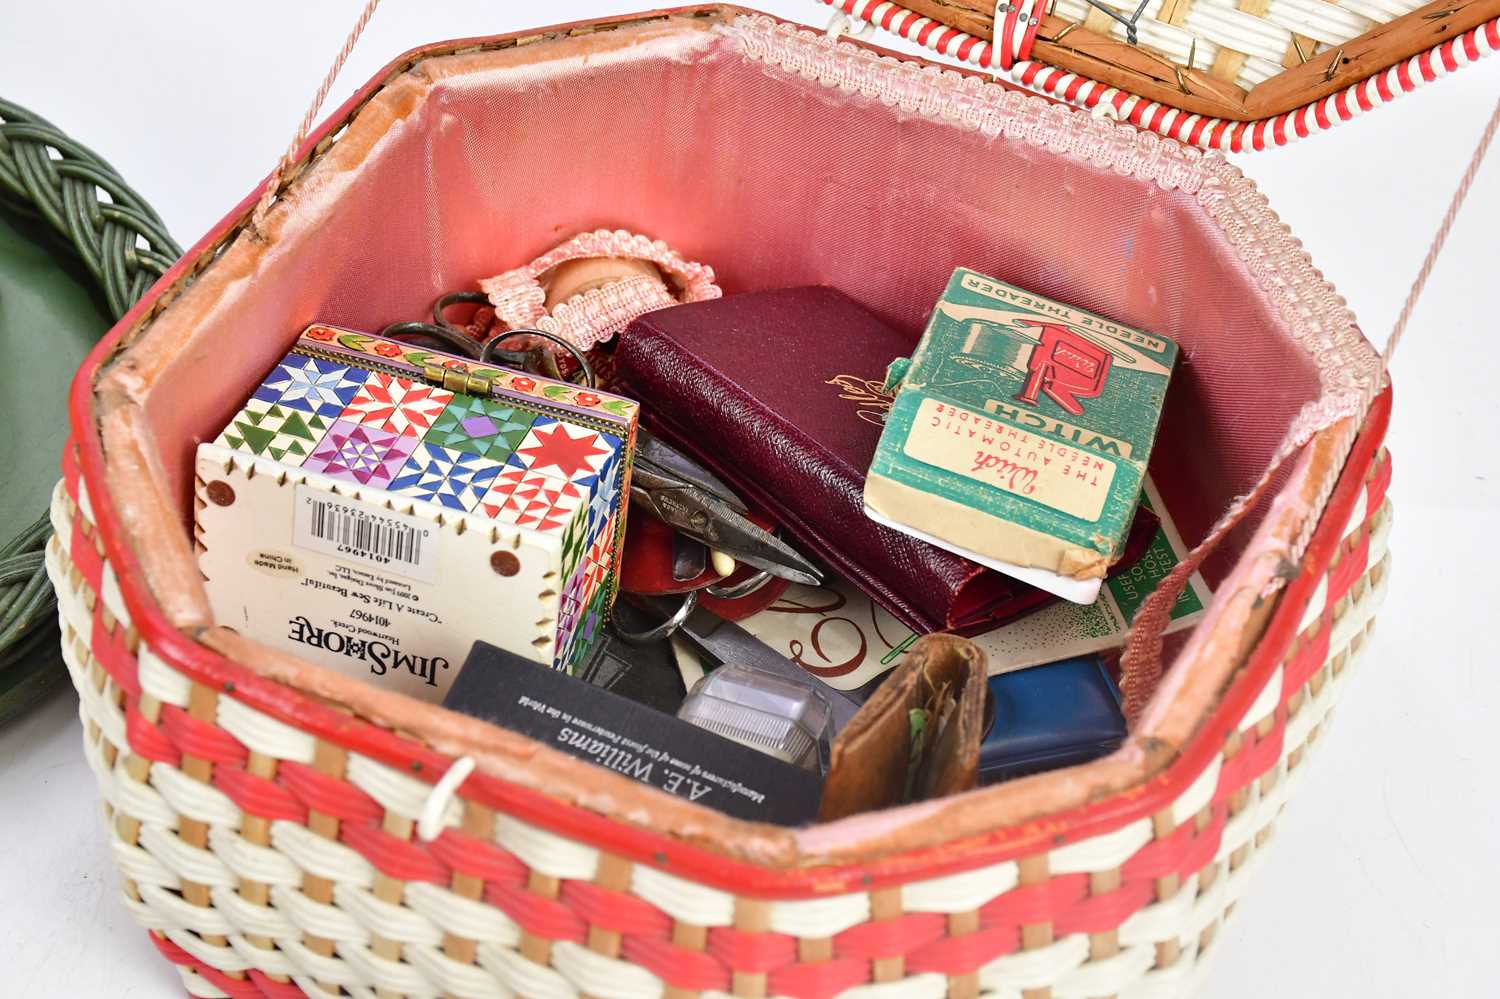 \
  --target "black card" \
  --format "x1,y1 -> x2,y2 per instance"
444,642 -> 824,826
